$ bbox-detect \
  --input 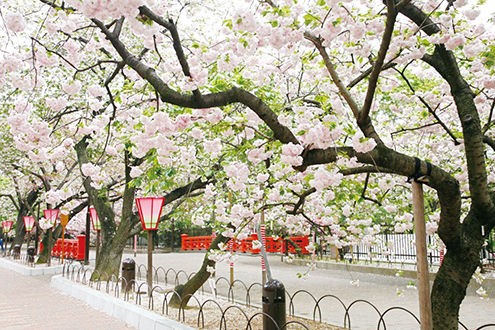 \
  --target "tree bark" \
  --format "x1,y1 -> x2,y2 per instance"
169,233 -> 230,307
36,225 -> 62,264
